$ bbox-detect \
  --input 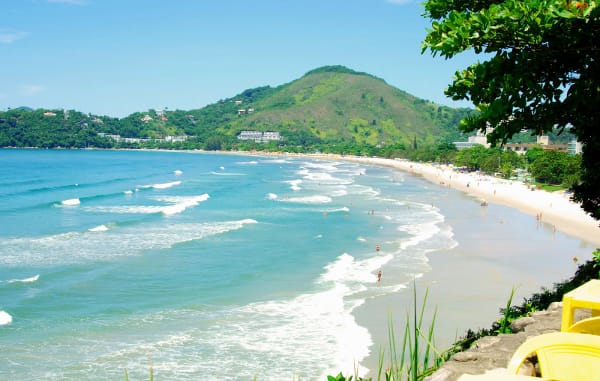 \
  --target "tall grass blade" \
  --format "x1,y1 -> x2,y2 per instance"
499,287 -> 517,334
377,346 -> 385,381
411,281 -> 418,381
